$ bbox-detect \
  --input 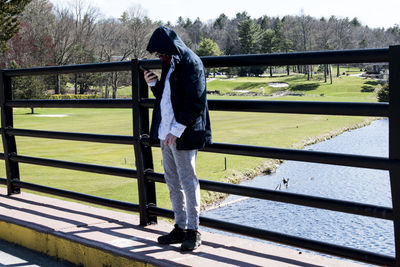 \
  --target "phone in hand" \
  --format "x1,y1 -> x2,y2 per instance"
139,65 -> 150,72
